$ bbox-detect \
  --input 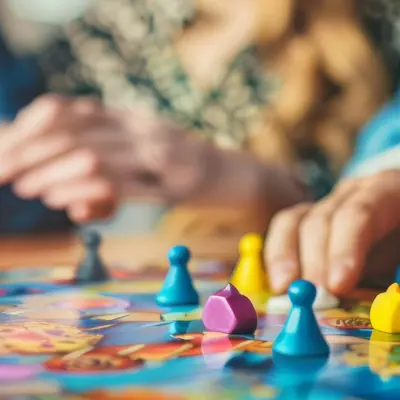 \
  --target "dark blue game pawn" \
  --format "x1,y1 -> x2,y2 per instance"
156,246 -> 199,307
75,230 -> 110,284
272,280 -> 329,357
